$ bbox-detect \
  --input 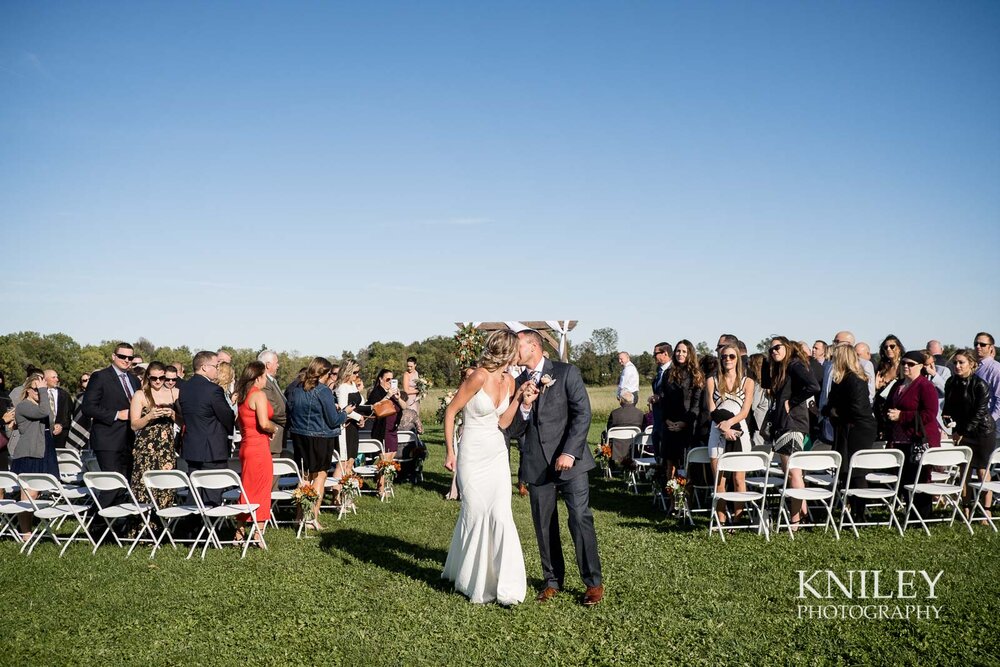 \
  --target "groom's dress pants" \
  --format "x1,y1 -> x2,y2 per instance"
529,473 -> 602,589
